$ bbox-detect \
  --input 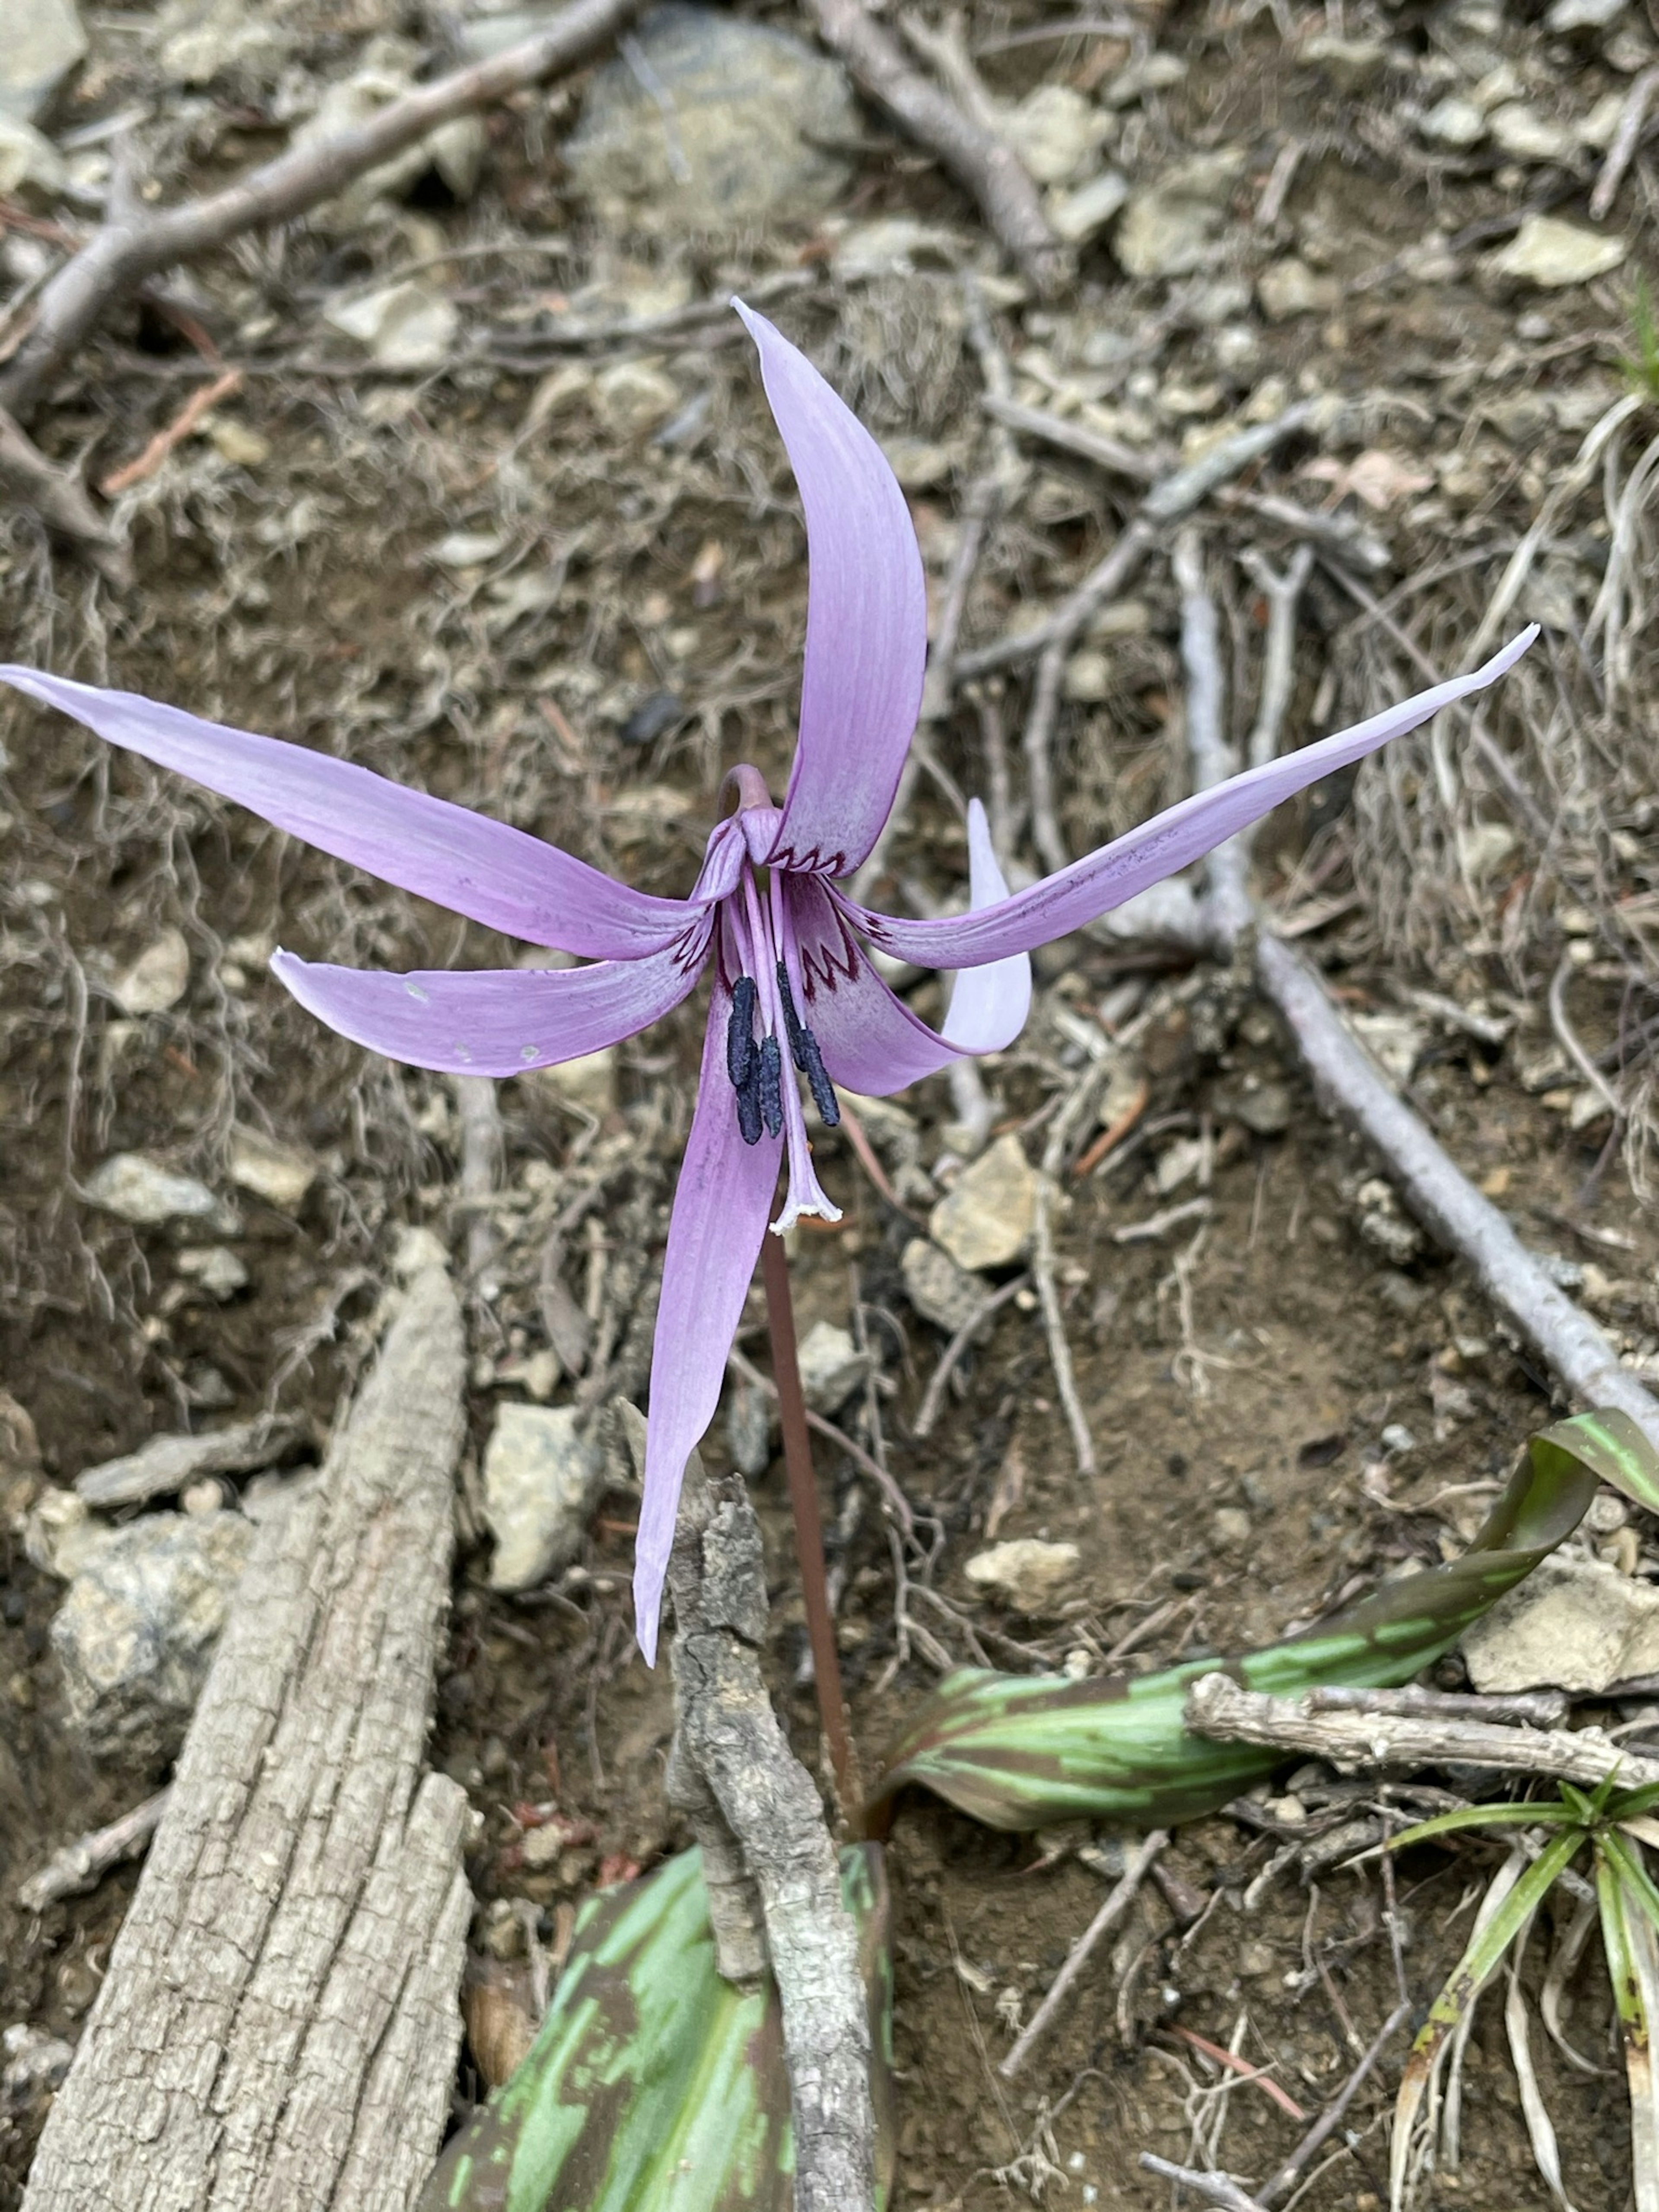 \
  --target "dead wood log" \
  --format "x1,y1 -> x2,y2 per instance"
22,1265 -> 470,2212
